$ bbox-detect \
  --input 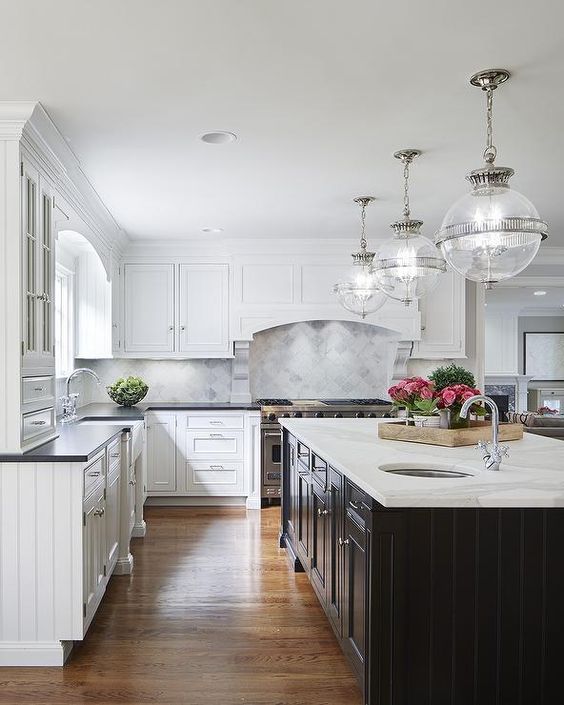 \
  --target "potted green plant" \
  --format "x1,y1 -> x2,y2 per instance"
428,363 -> 476,392
107,376 -> 149,407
